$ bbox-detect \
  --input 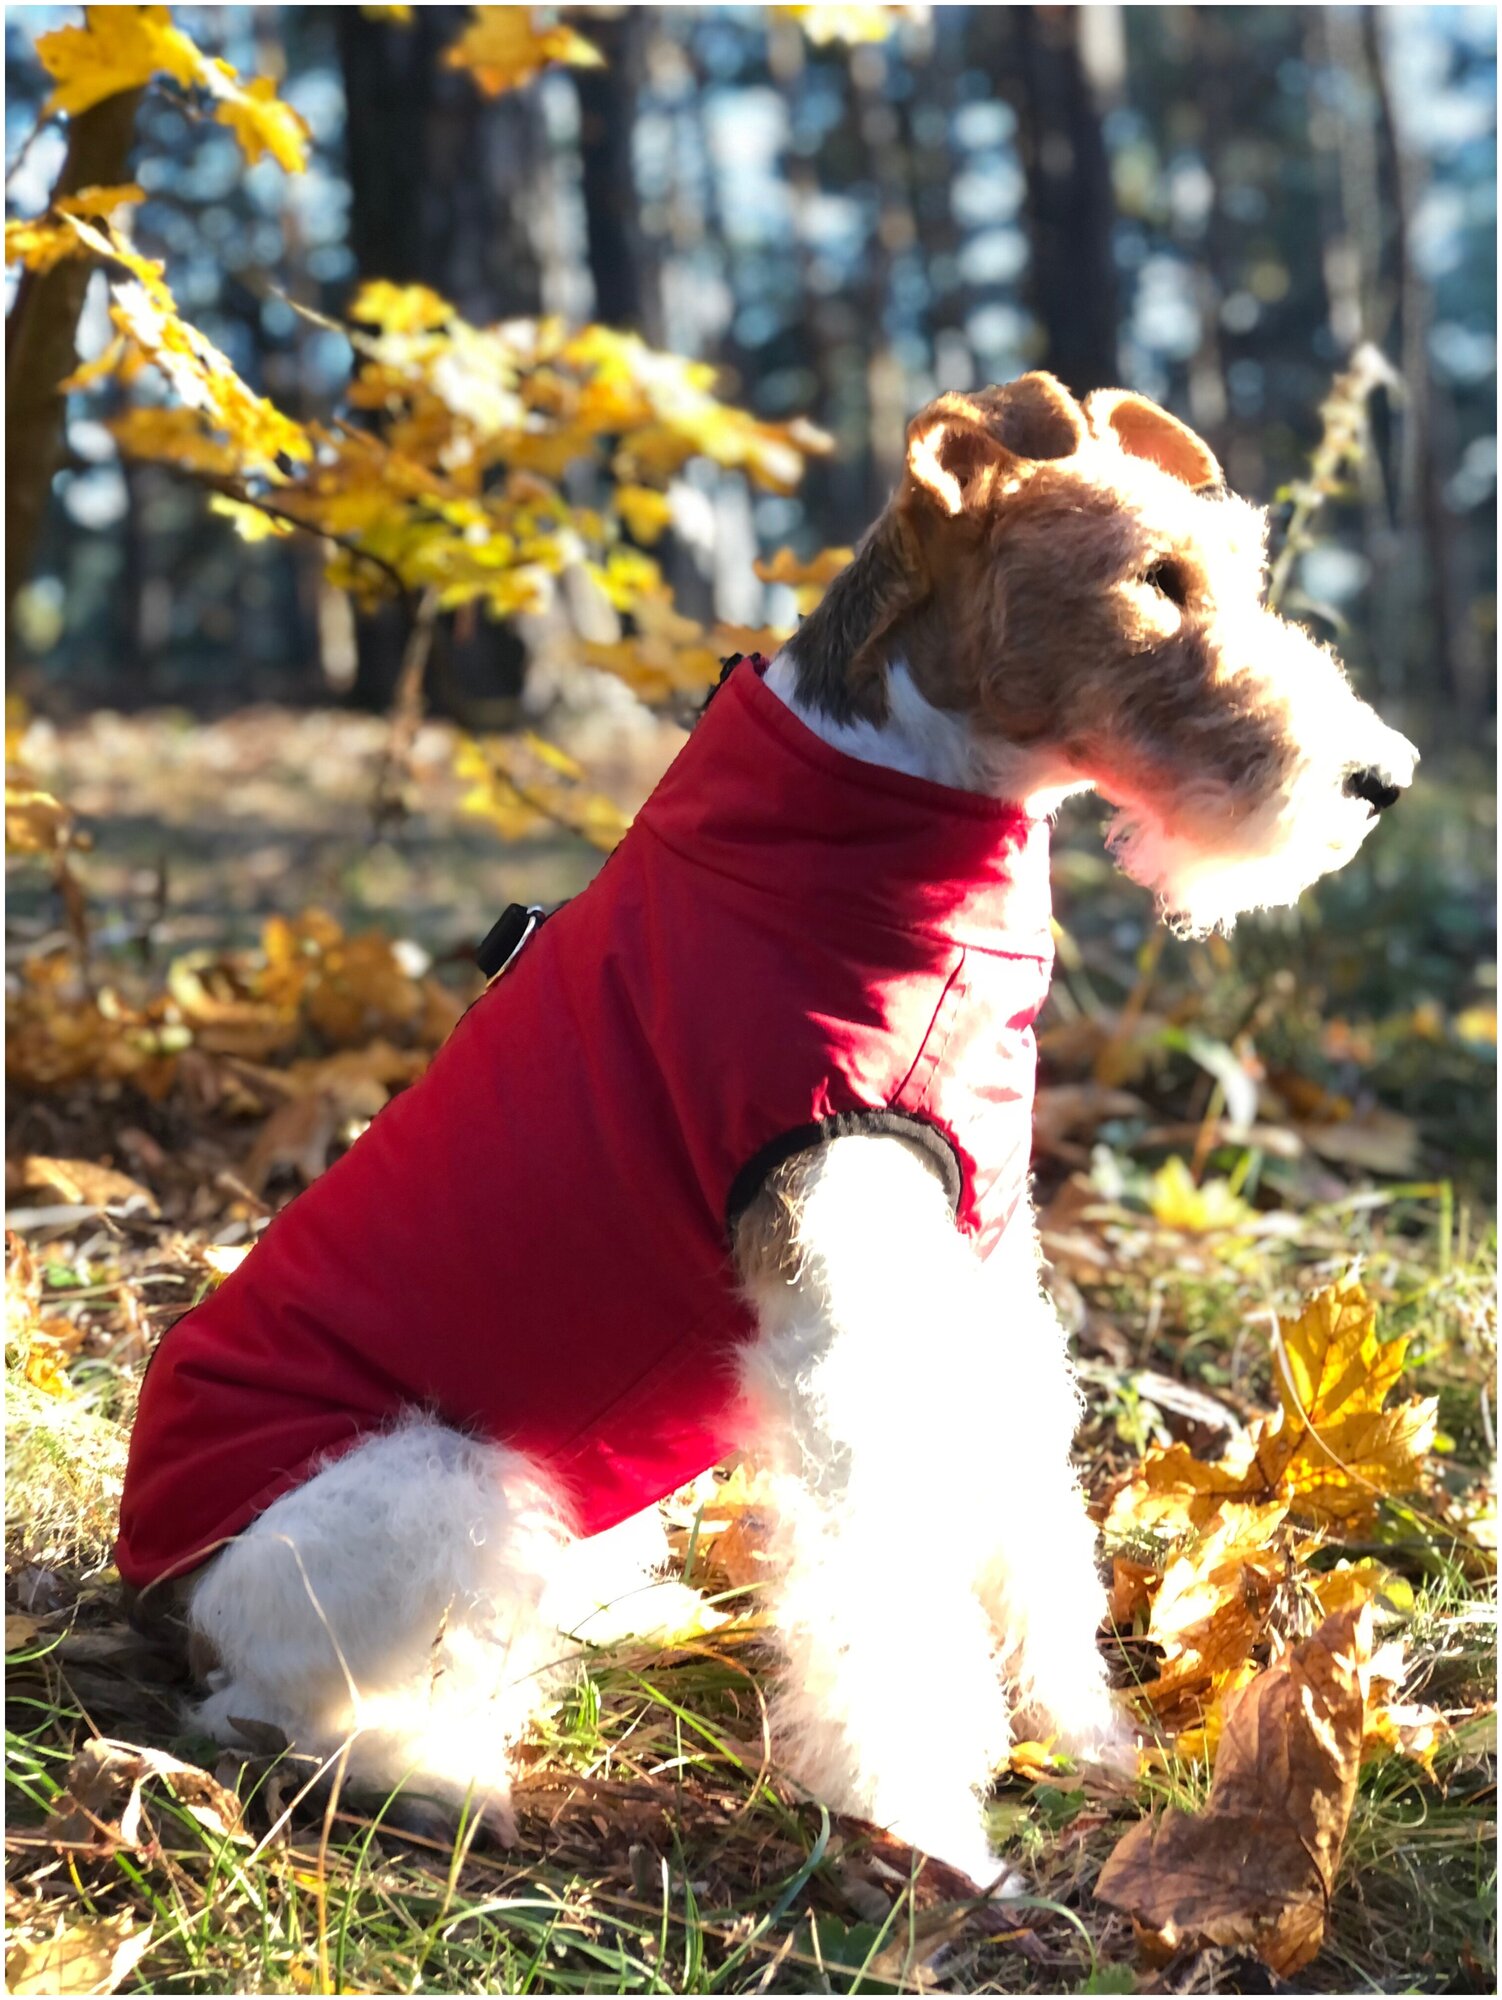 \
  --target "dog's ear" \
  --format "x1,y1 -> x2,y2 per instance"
905,375 -> 1086,517
1087,388 -> 1222,490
